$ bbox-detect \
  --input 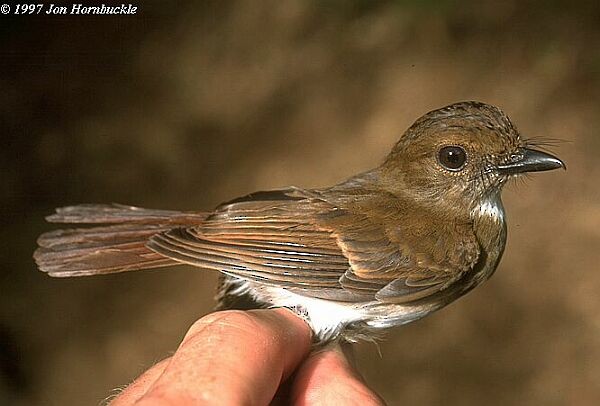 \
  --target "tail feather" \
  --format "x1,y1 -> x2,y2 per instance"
46,203 -> 206,224
35,204 -> 207,277
37,224 -> 168,249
